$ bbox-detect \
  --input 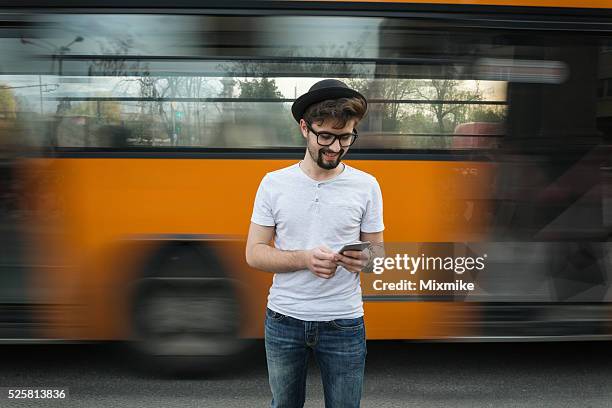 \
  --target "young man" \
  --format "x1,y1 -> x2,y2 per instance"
245,79 -> 384,408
